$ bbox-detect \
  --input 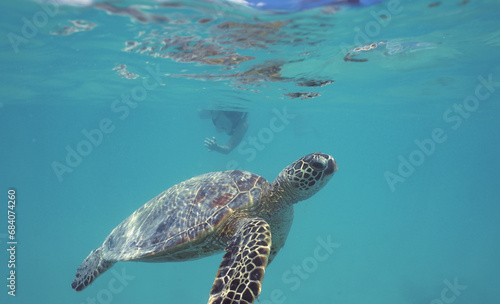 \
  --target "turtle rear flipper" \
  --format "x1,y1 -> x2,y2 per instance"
71,247 -> 115,291
208,218 -> 272,304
